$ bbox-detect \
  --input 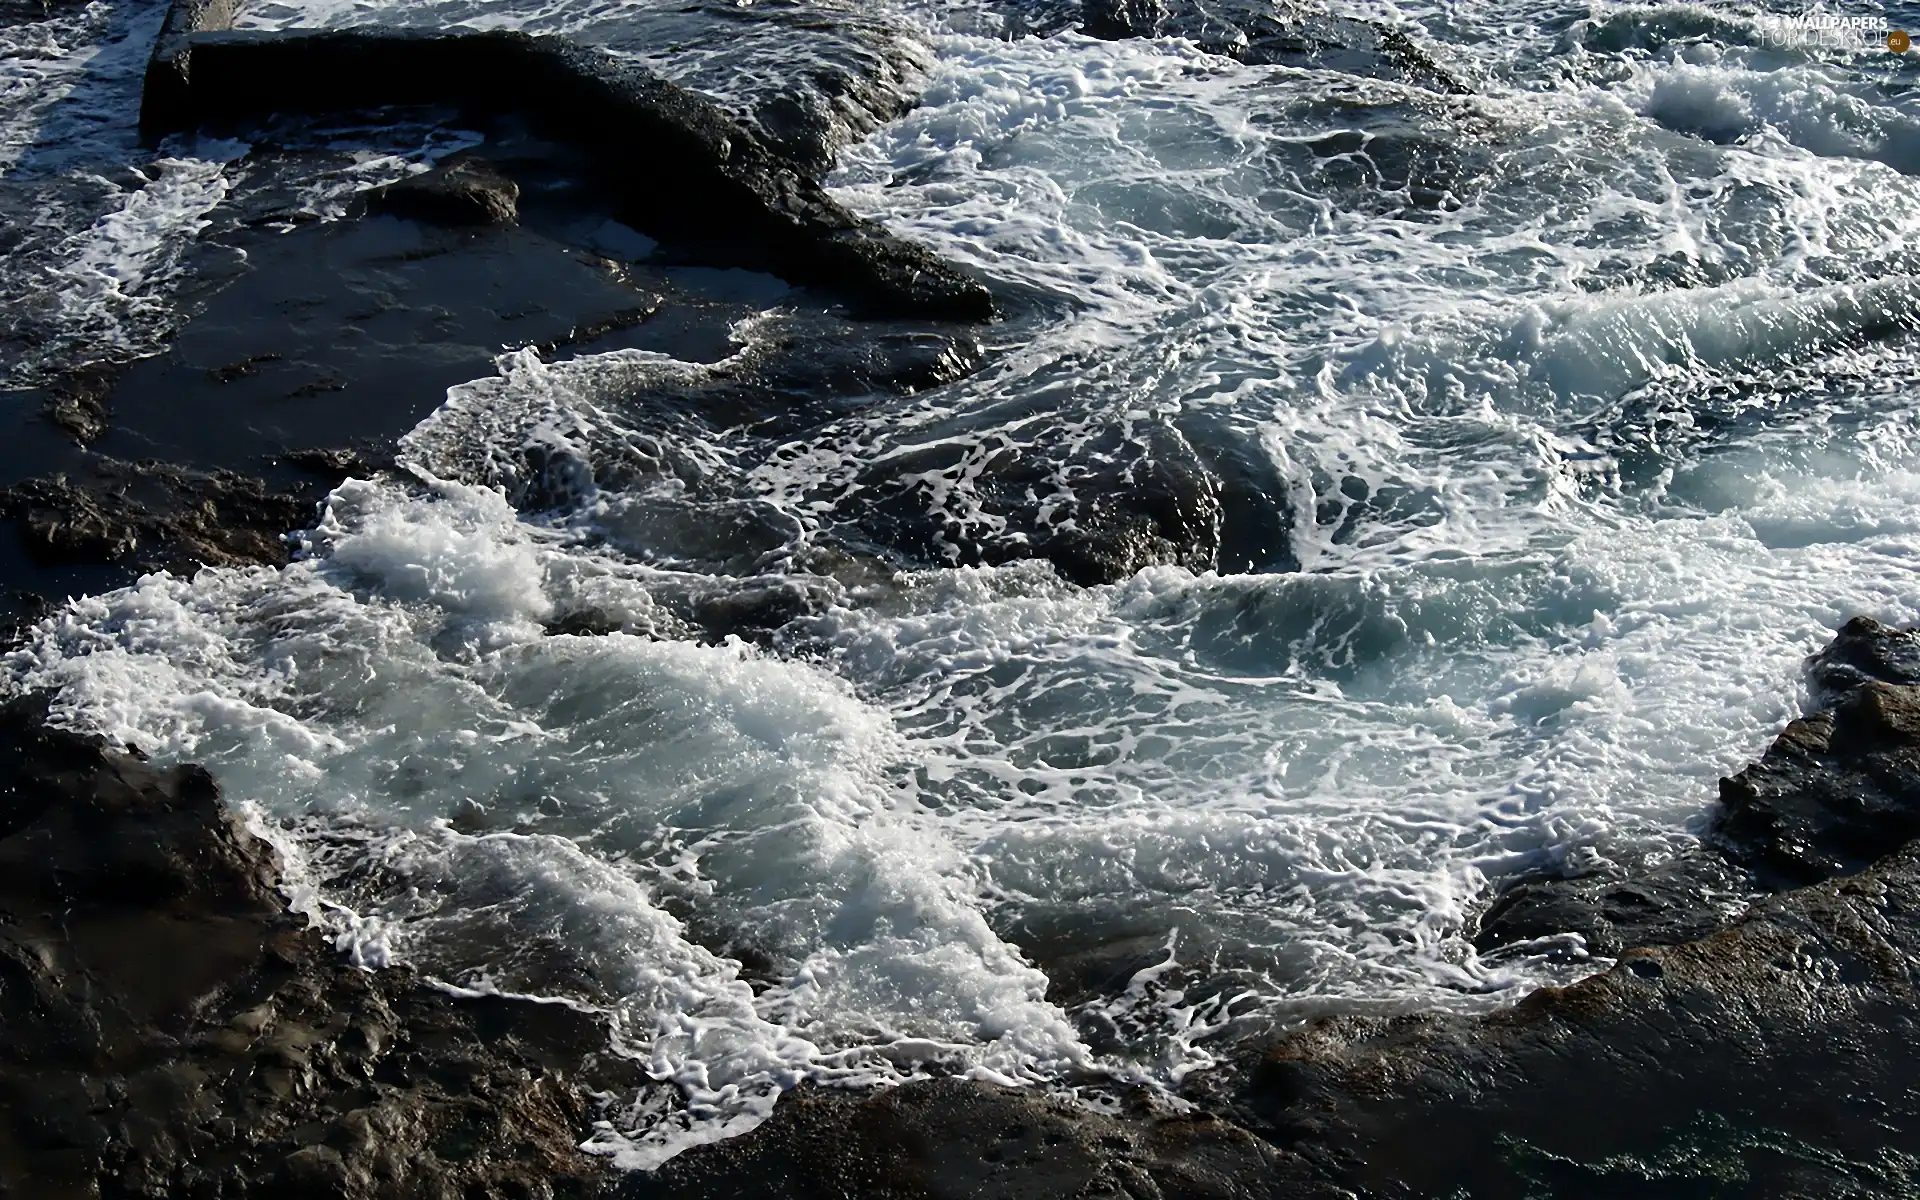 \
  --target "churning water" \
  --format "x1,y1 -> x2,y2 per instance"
6,0 -> 1920,1167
